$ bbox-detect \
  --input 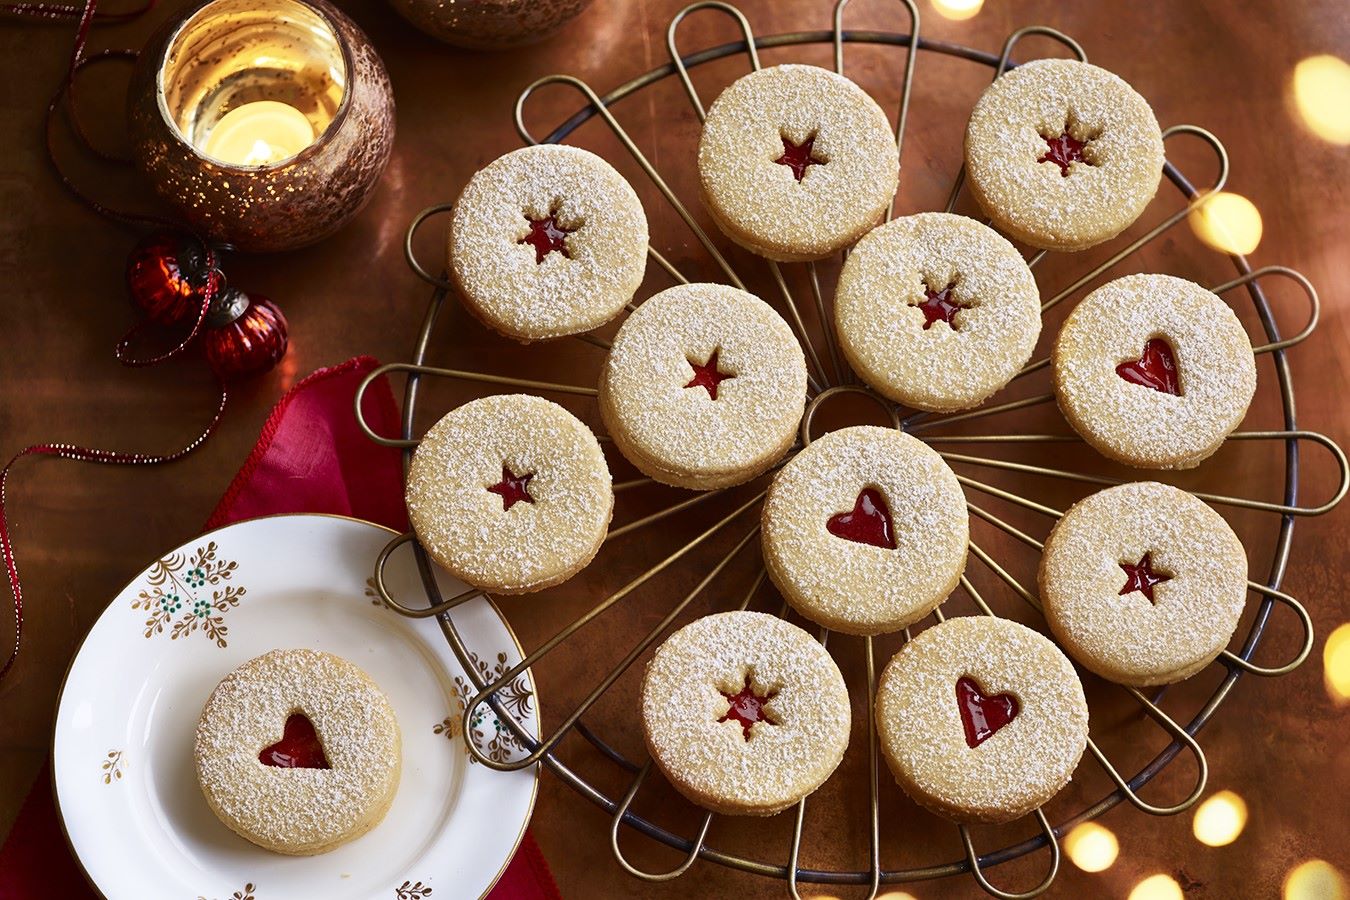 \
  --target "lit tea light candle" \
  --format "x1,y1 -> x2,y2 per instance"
200,100 -> 317,167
